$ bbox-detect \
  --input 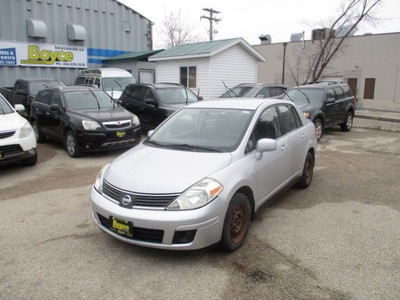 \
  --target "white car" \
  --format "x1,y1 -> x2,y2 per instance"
90,98 -> 317,251
0,94 -> 37,166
